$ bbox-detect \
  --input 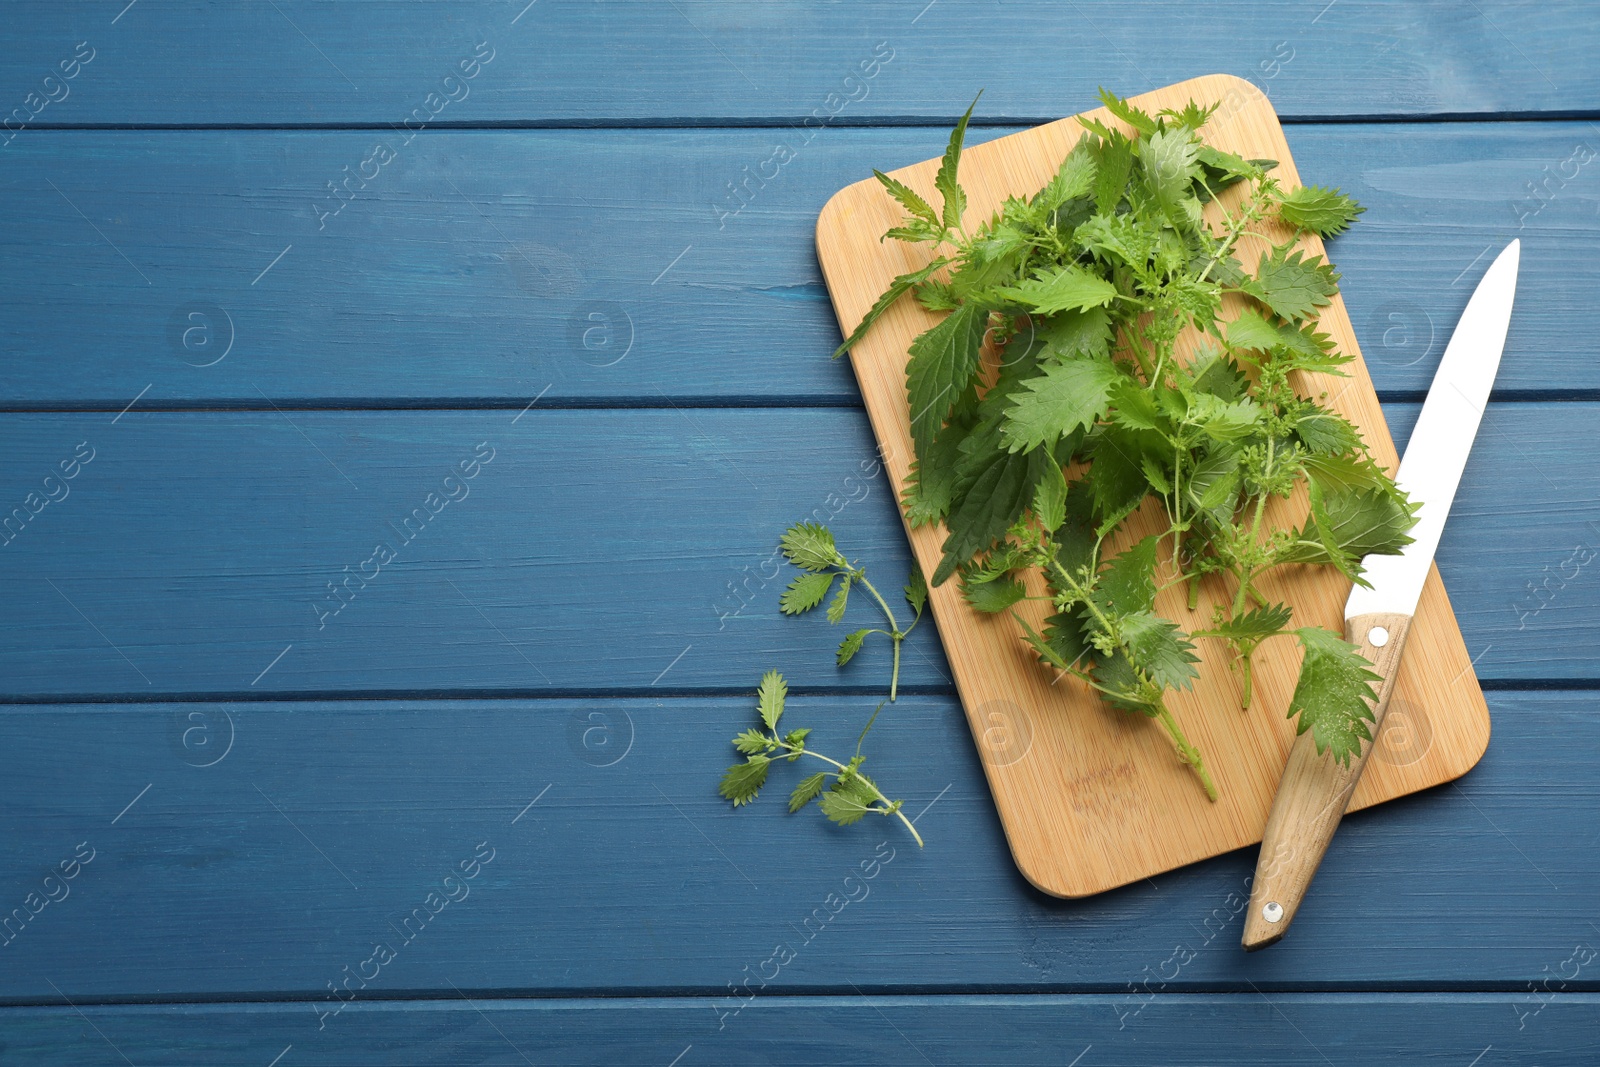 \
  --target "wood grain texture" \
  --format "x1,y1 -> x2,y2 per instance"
0,693 -> 1596,1000
0,2 -> 1593,124
1244,612 -> 1415,949
0,124 -> 1592,404
816,75 -> 1489,897
0,403 -> 1588,699
2,993 -> 1599,1066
